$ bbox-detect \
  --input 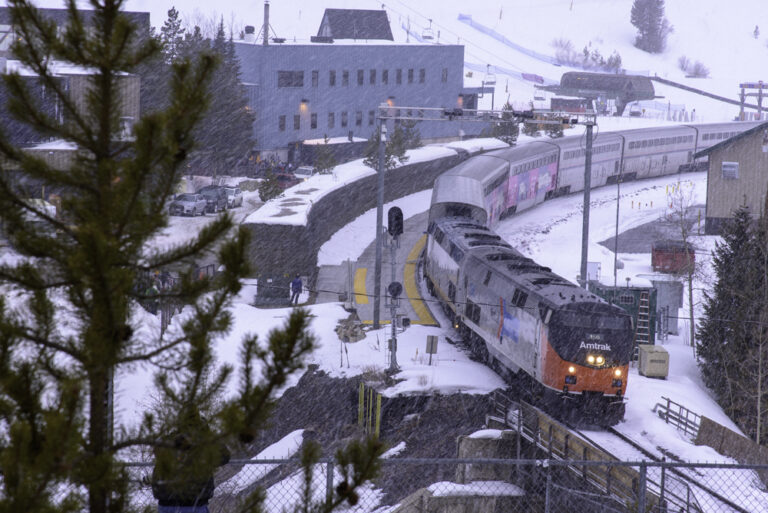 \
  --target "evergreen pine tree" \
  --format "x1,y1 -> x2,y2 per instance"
630,0 -> 672,53
0,2 -> 381,512
697,207 -> 754,415
363,125 -> 409,171
491,102 -> 520,146
401,119 -> 423,149
159,6 -> 185,64
200,20 -> 255,178
258,170 -> 284,201
313,135 -> 337,175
